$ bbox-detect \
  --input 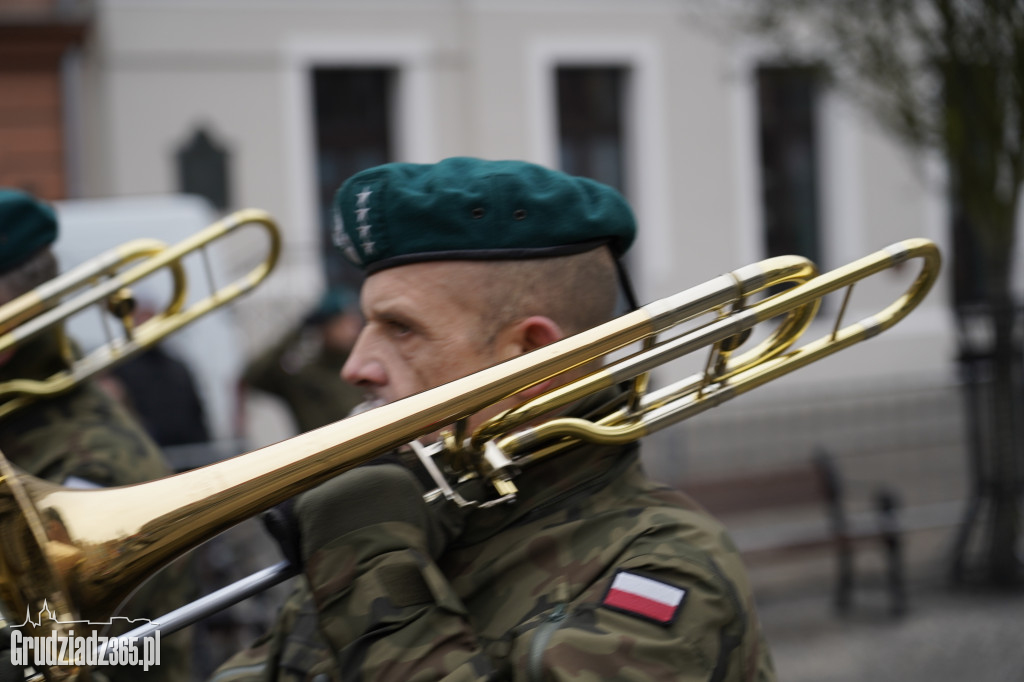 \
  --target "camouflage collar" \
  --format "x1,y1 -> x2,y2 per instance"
454,439 -> 639,547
